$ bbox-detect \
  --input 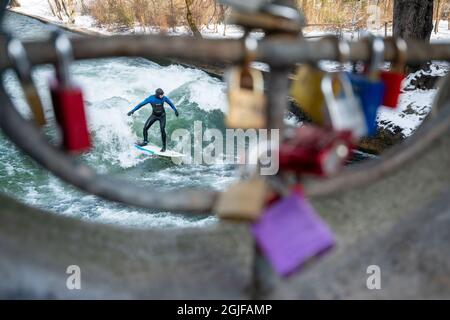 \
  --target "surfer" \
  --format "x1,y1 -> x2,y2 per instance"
127,88 -> 179,152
